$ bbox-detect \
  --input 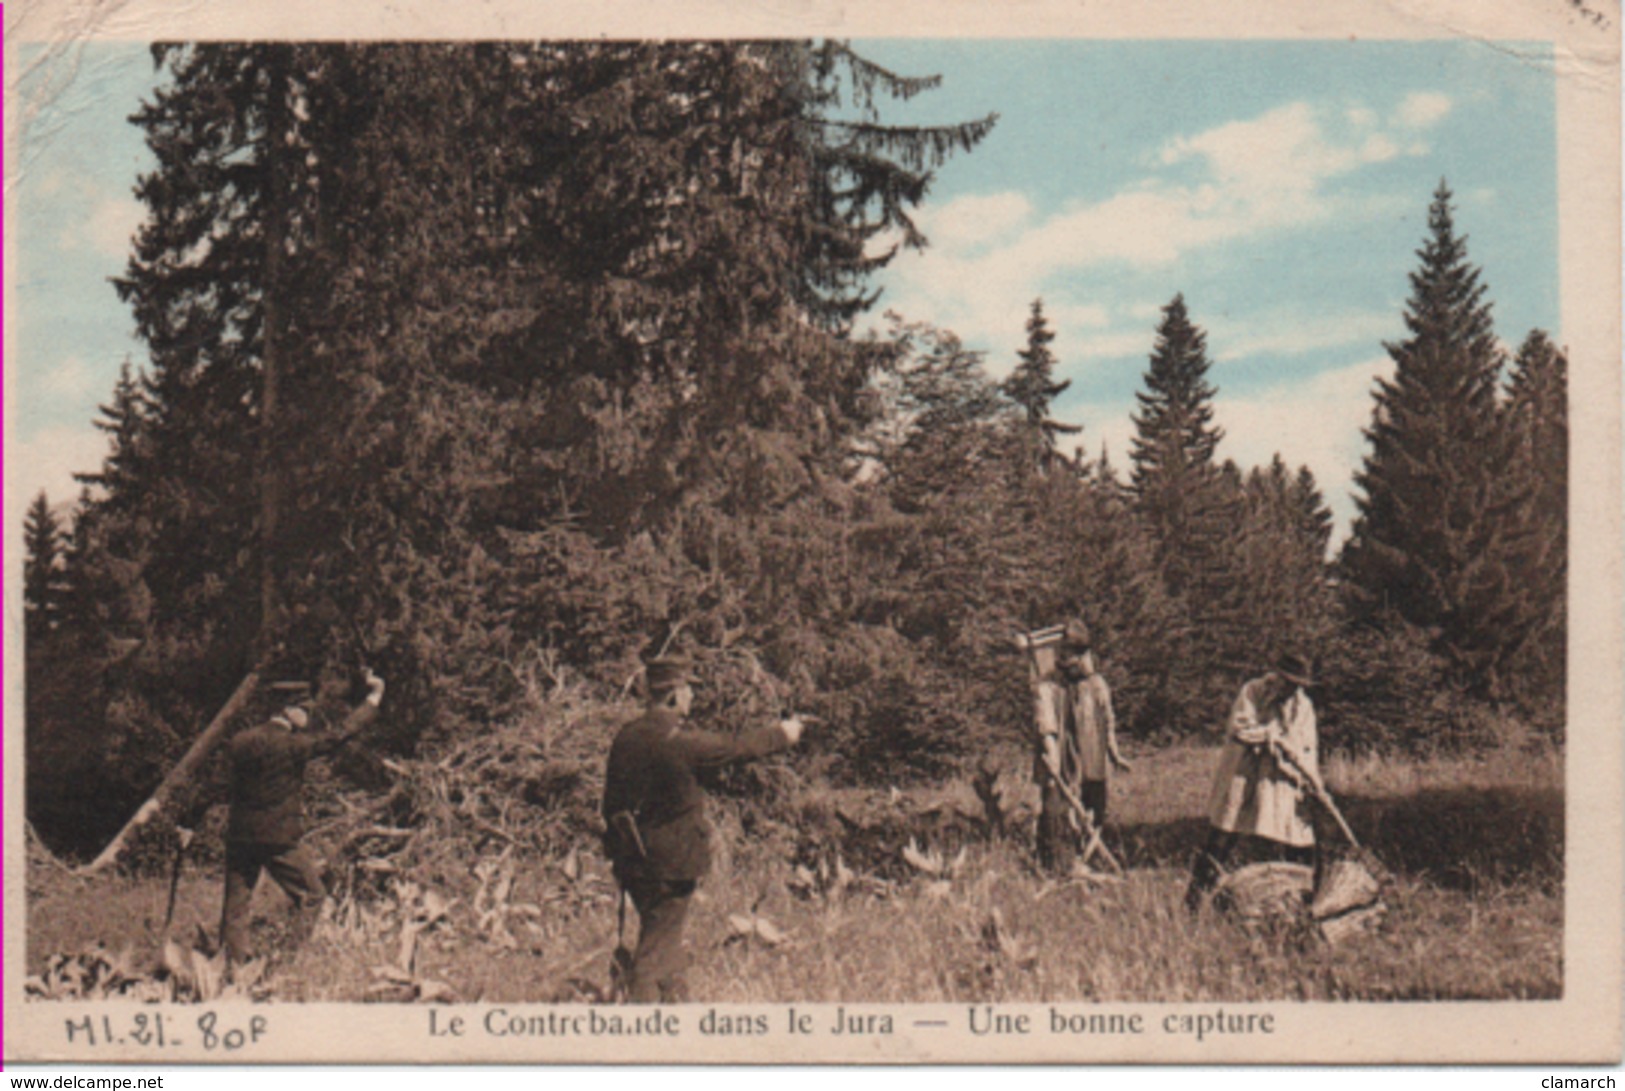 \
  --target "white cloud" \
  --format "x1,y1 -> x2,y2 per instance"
41,355 -> 96,400
1072,331 -> 1155,361
1046,301 -> 1111,330
1397,92 -> 1453,130
6,423 -> 109,518
1359,134 -> 1401,164
1210,310 -> 1395,361
927,191 -> 1034,251
83,195 -> 144,259
56,192 -> 143,259
886,98 -> 1430,358
1346,106 -> 1378,129
1212,354 -> 1395,539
